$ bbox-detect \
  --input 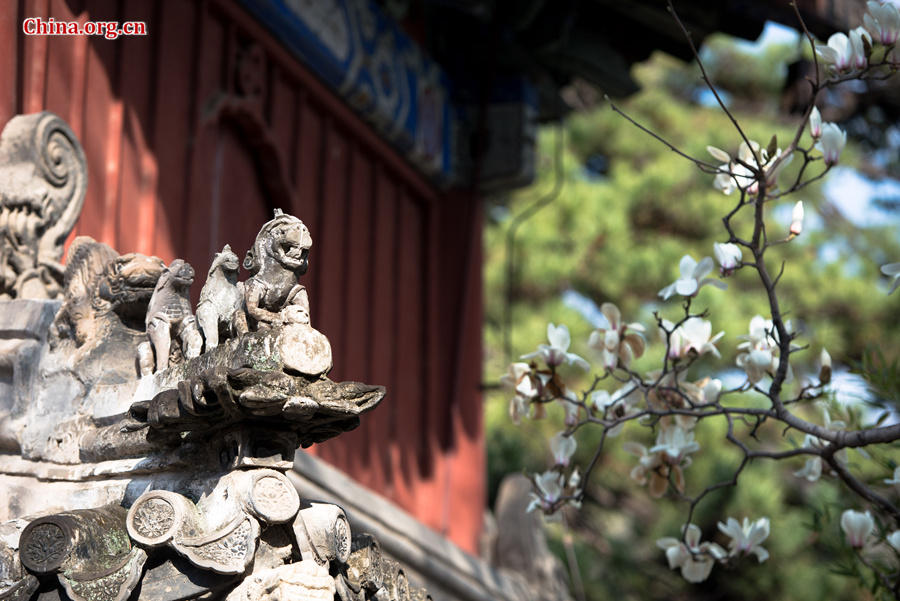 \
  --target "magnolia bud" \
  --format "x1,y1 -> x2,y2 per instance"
790,201 -> 804,236
809,107 -> 822,139
818,348 -> 832,385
